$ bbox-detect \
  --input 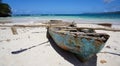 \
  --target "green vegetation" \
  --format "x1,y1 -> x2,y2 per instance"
0,0 -> 2,3
0,3 -> 12,17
